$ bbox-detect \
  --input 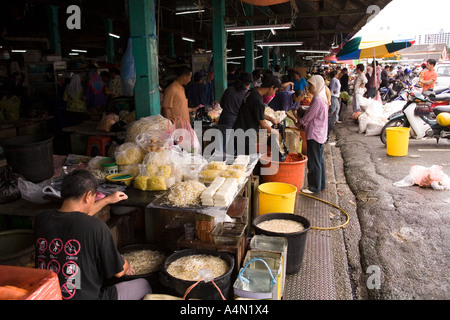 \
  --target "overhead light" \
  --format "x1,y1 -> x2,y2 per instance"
175,9 -> 205,15
227,56 -> 245,60
226,23 -> 291,33
230,32 -> 245,36
71,49 -> 87,53
227,61 -> 241,65
69,53 -> 79,56
182,37 -> 196,42
257,41 -> 303,47
296,50 -> 329,54
11,50 -> 26,53
109,33 -> 120,39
